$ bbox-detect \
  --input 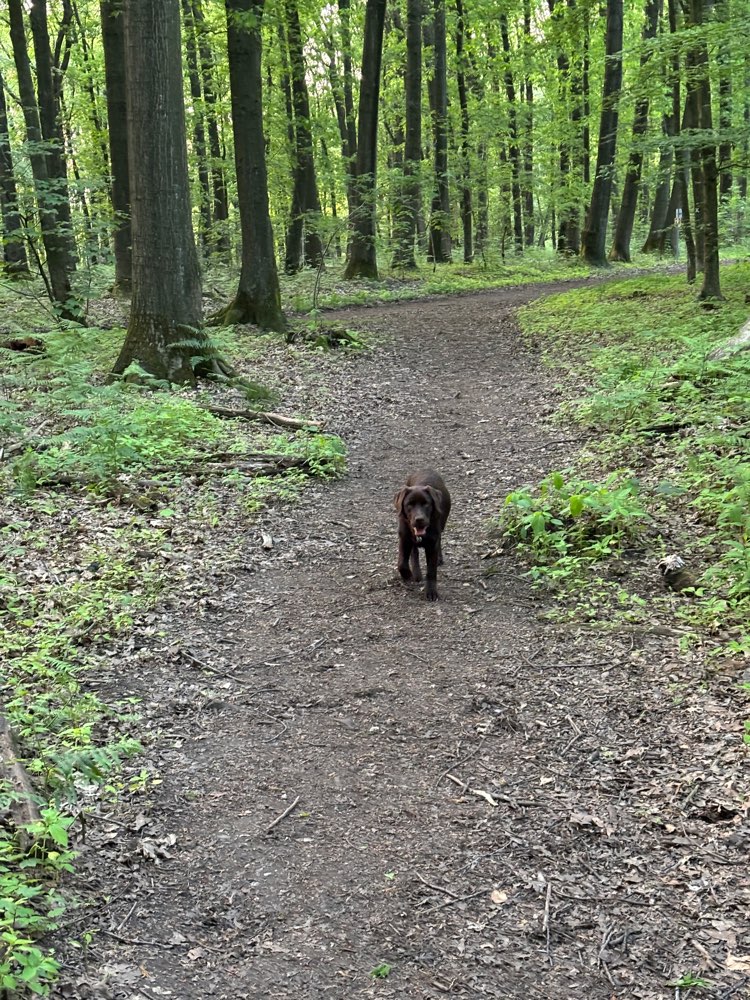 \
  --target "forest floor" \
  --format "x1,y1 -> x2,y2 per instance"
55,280 -> 748,1000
